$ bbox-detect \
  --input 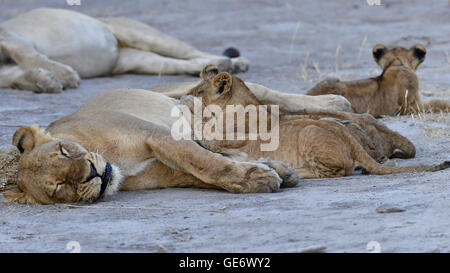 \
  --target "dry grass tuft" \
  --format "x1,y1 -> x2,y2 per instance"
384,111 -> 450,140
0,146 -> 20,192
297,36 -> 370,85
